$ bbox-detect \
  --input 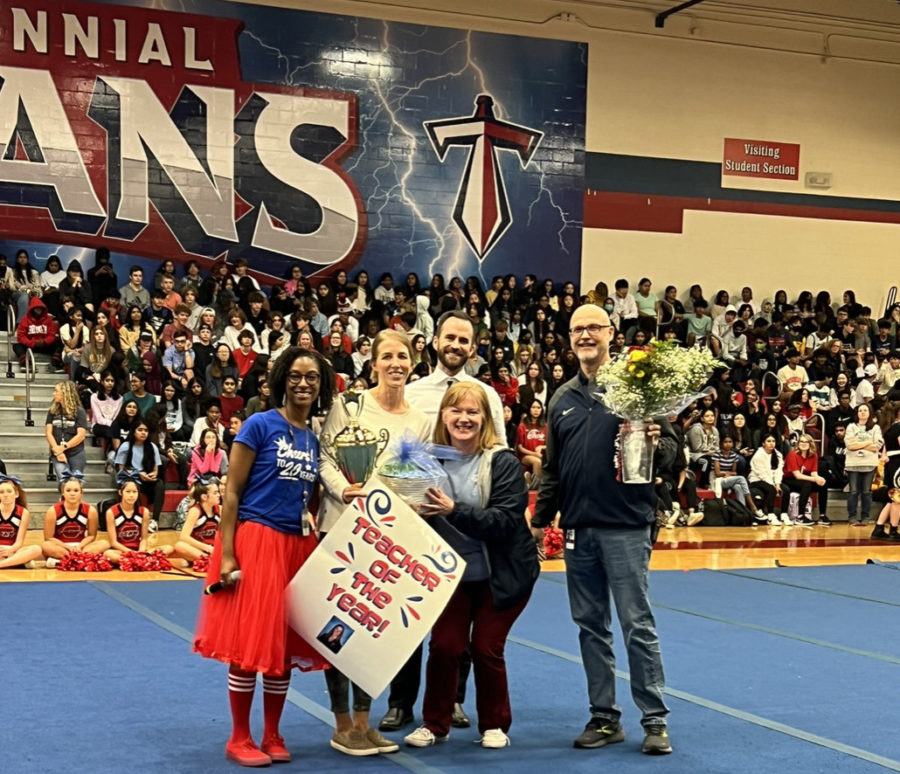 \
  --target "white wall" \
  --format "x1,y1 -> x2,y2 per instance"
584,27 -> 900,311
